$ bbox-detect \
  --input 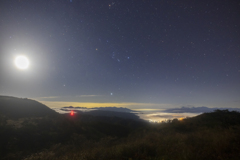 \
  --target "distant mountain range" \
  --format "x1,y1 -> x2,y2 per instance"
1,95 -> 239,122
60,106 -> 140,120
0,96 -> 140,120
73,110 -> 140,120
